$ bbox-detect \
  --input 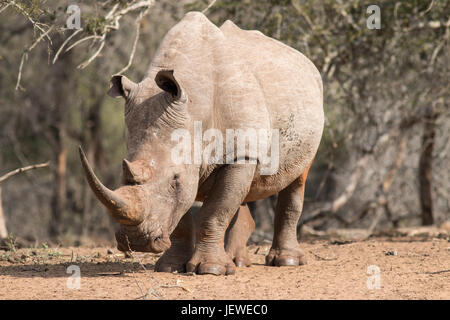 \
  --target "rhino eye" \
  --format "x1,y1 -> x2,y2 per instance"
170,174 -> 181,190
